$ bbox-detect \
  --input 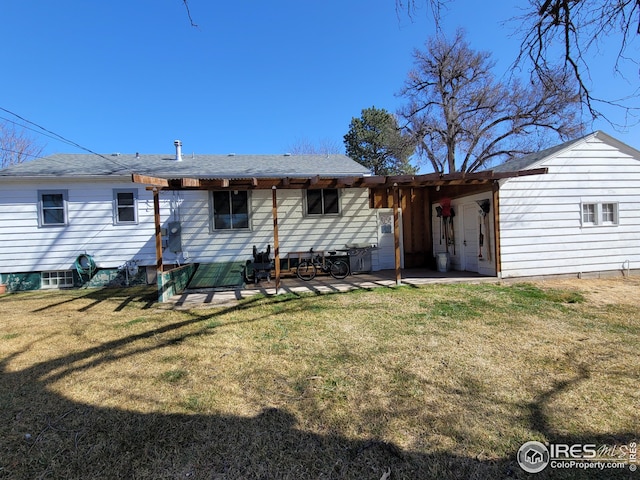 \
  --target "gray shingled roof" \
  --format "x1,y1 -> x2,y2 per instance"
0,153 -> 370,179
491,133 -> 594,173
